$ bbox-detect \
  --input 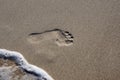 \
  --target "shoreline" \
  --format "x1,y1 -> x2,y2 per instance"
0,49 -> 54,80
